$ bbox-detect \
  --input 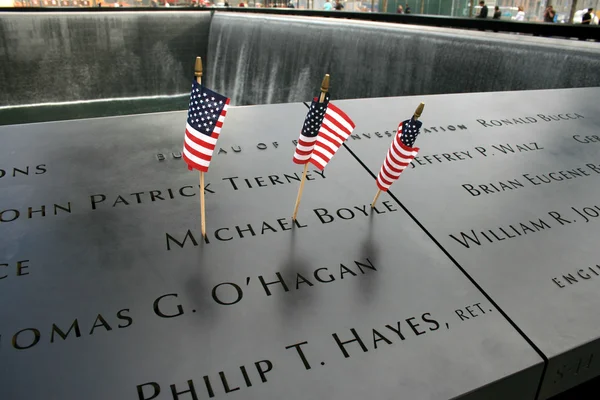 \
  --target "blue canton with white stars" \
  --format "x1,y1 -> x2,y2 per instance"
400,117 -> 423,147
187,80 -> 228,136
302,93 -> 330,137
